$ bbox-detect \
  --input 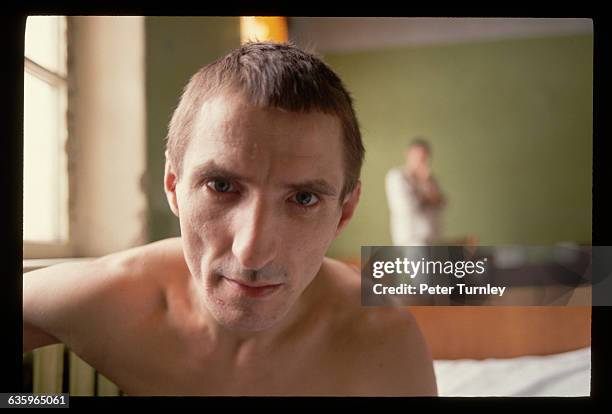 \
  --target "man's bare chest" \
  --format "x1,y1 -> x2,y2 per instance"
75,315 -> 355,396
